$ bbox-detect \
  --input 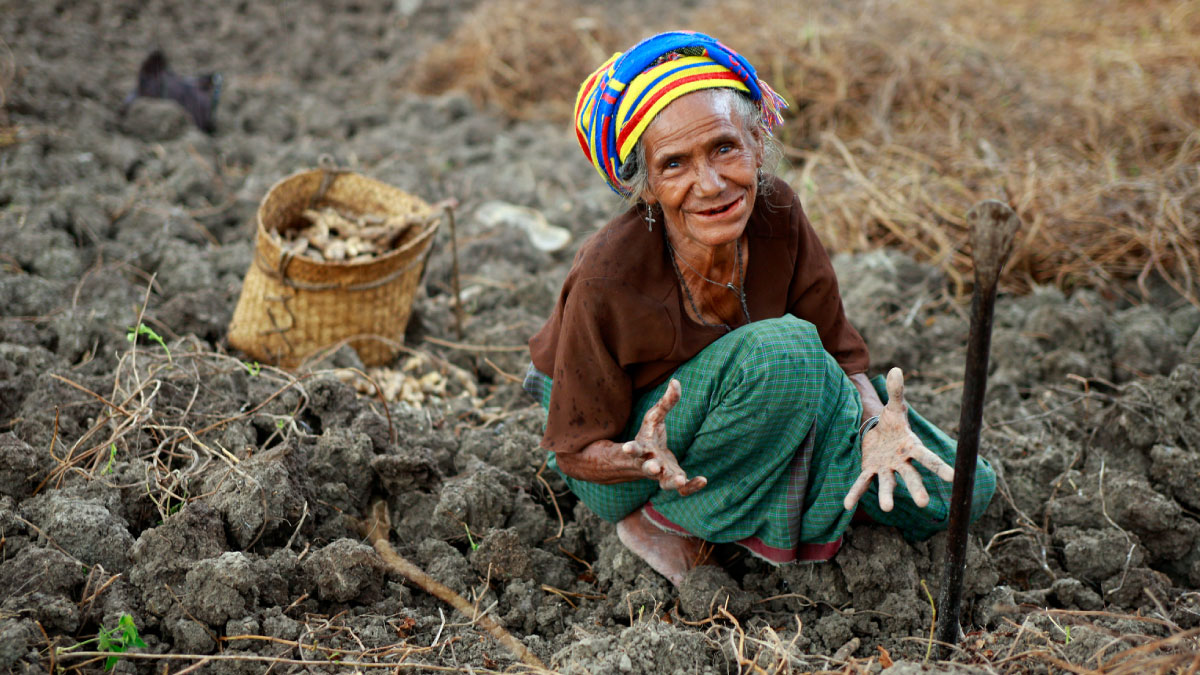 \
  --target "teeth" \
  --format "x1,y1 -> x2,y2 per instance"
697,197 -> 738,216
